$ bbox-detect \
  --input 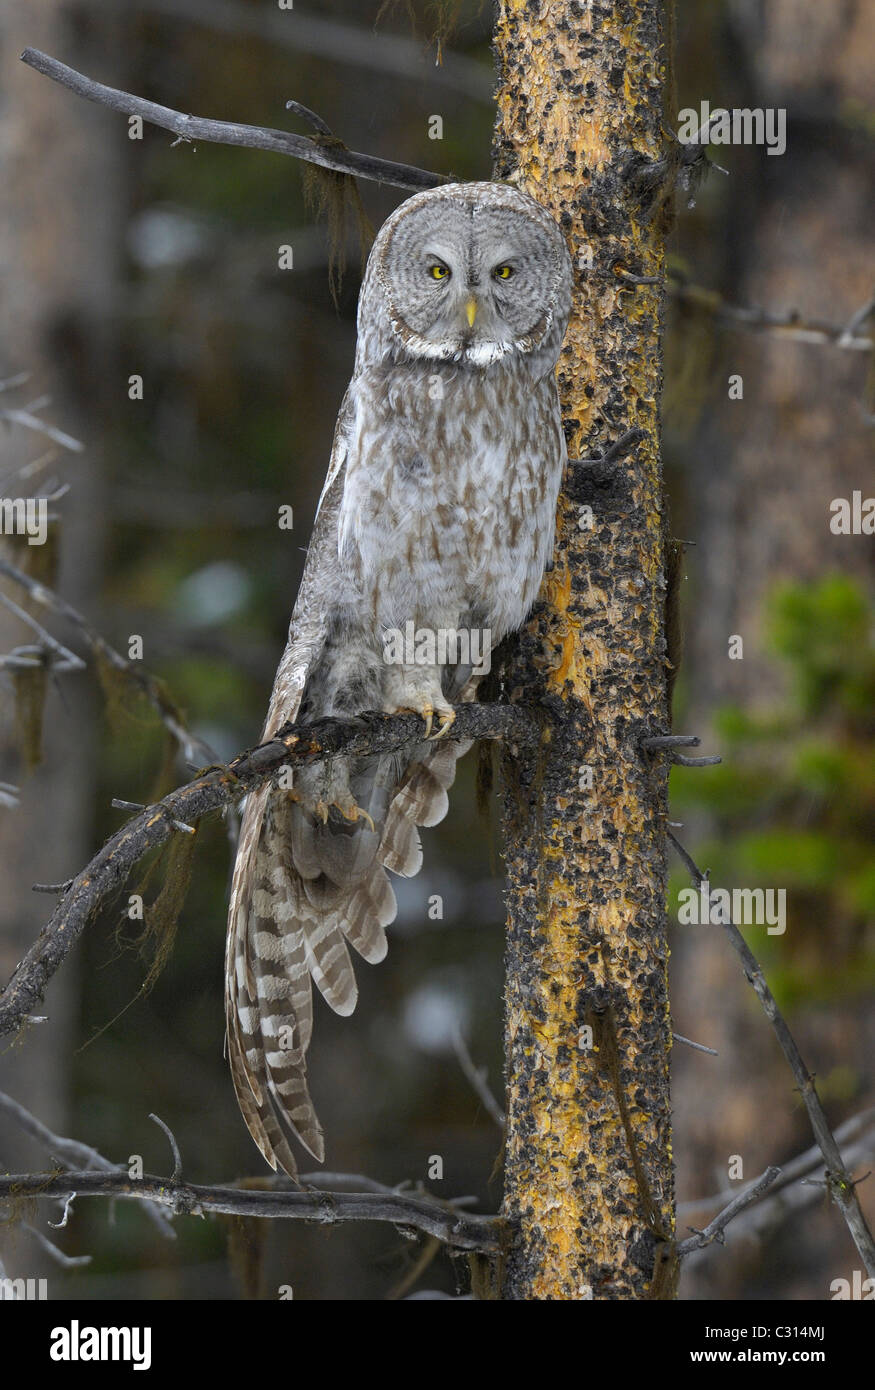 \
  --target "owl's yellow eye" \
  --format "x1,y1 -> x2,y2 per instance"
493,264 -> 514,280
429,263 -> 450,280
